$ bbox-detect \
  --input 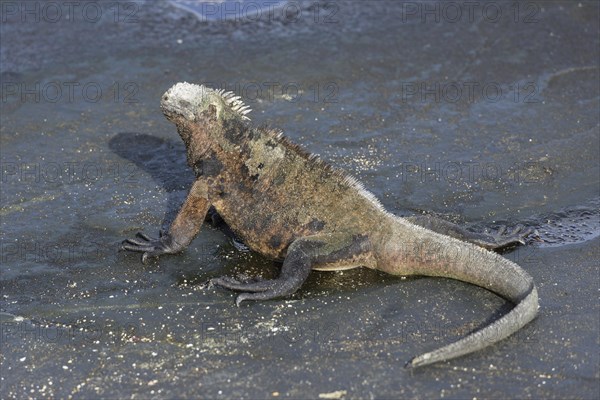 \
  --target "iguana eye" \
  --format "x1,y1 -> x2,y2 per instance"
163,95 -> 168,101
